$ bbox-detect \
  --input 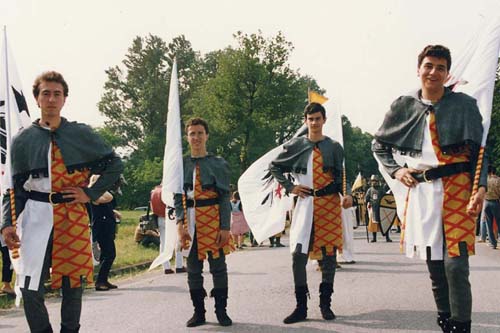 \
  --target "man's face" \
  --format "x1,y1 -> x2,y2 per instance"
304,111 -> 326,136
36,81 -> 66,118
187,124 -> 208,151
418,56 -> 448,92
